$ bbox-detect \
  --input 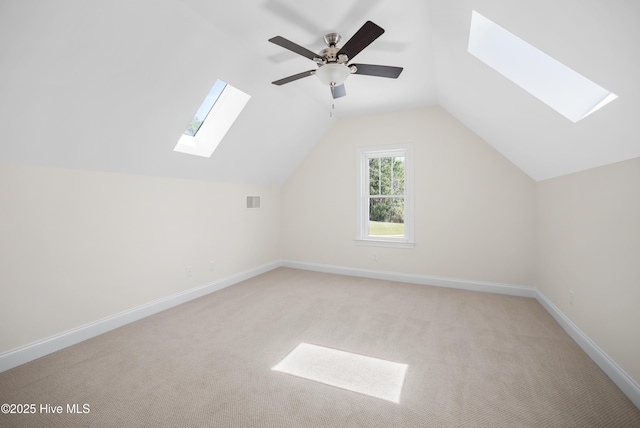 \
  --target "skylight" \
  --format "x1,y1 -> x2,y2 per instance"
183,79 -> 227,137
467,11 -> 617,122
174,79 -> 250,158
